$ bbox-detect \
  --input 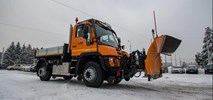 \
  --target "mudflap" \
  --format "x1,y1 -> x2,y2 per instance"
145,35 -> 181,81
